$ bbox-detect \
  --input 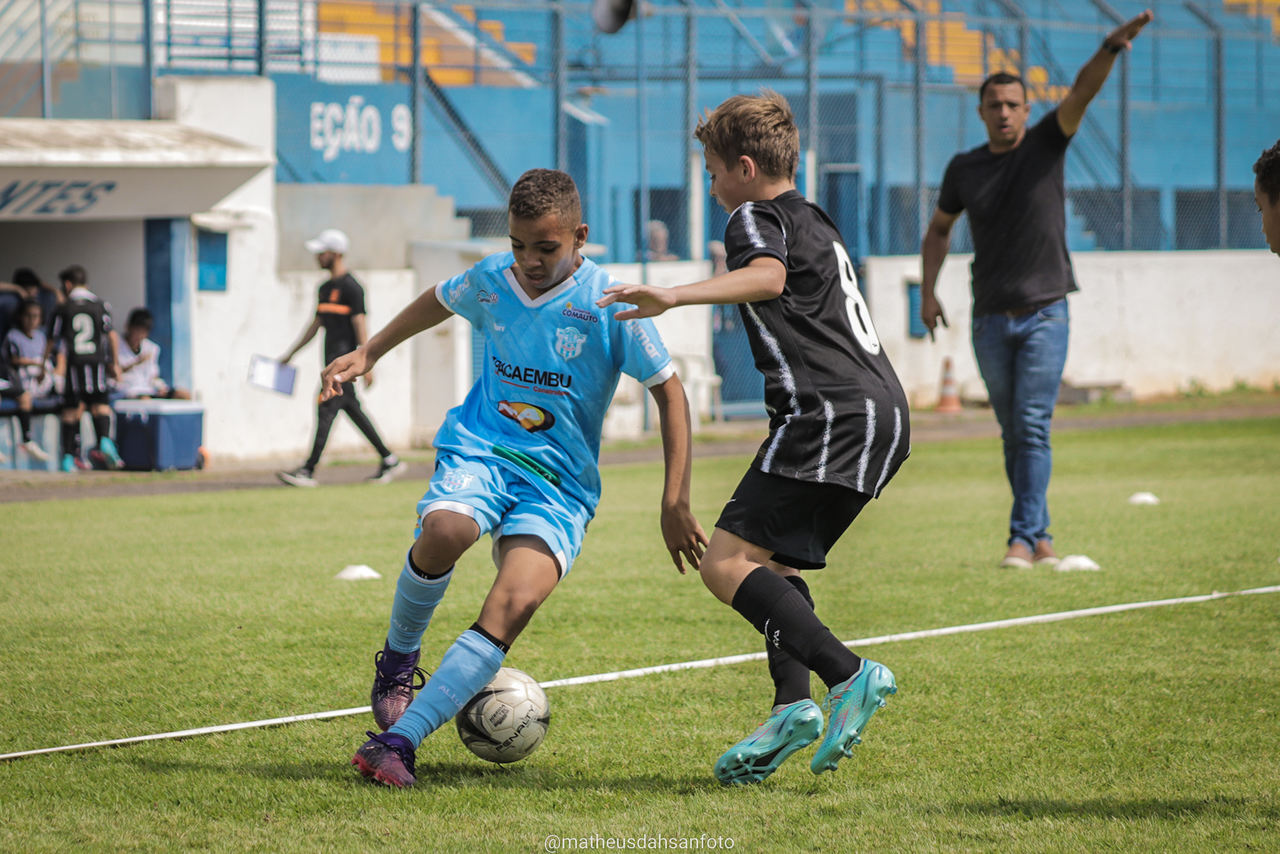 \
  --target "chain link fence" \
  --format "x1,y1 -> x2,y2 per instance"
3,0 -> 1277,256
